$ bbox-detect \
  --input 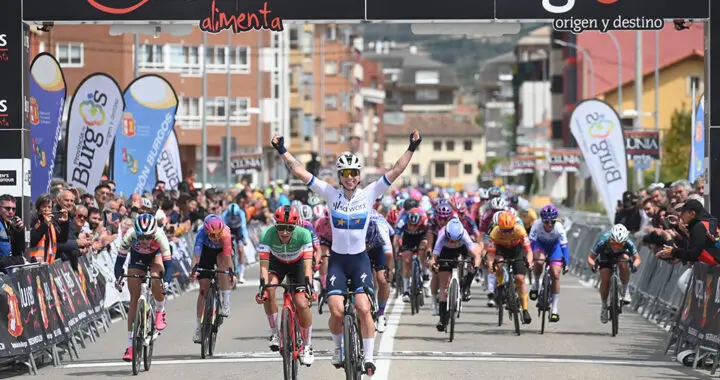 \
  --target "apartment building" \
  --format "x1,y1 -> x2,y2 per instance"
29,25 -> 286,186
